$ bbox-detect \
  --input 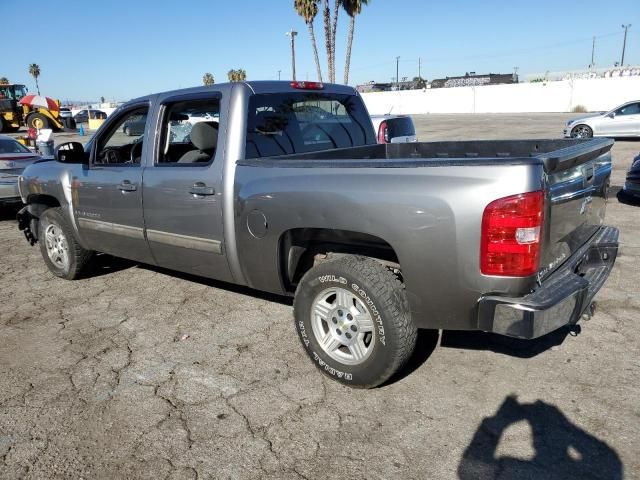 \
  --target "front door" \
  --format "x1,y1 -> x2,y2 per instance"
600,102 -> 640,136
141,94 -> 233,281
75,103 -> 154,263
